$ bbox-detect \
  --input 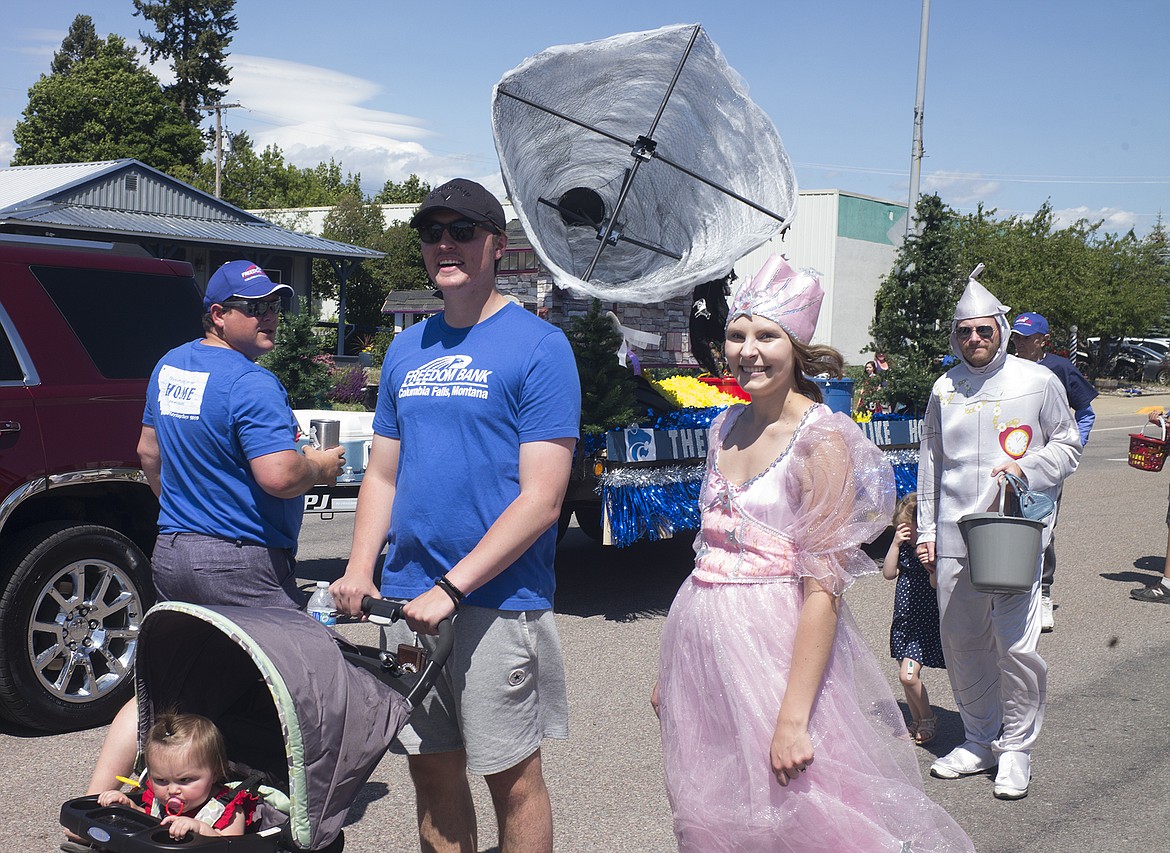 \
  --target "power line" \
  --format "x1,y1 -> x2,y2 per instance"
797,161 -> 1170,185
